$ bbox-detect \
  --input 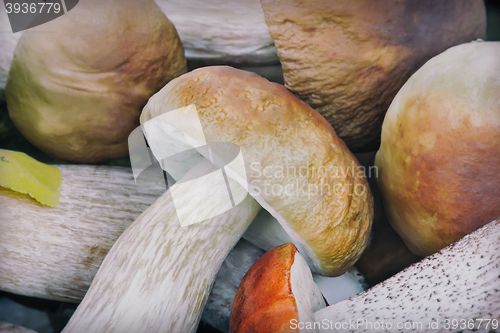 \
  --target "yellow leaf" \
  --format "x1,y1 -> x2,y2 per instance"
0,149 -> 61,207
